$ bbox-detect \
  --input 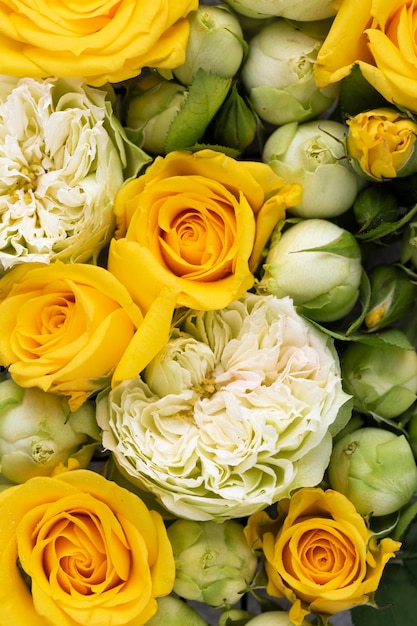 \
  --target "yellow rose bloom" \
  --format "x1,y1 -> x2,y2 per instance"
0,0 -> 198,86
315,0 -> 417,113
347,107 -> 417,179
0,261 -> 176,408
108,149 -> 302,312
245,488 -> 401,625
0,469 -> 175,626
